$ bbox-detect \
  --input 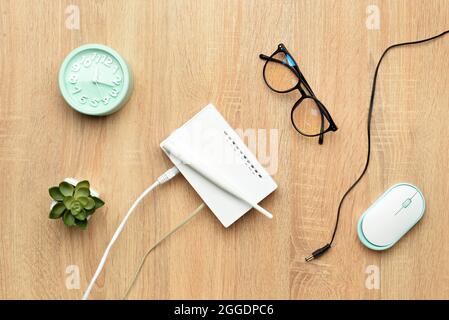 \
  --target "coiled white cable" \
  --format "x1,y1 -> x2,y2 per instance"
82,167 -> 180,300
